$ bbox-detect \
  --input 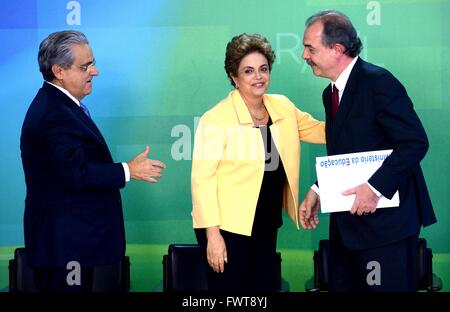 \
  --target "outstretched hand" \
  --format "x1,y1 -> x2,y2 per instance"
127,146 -> 166,183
